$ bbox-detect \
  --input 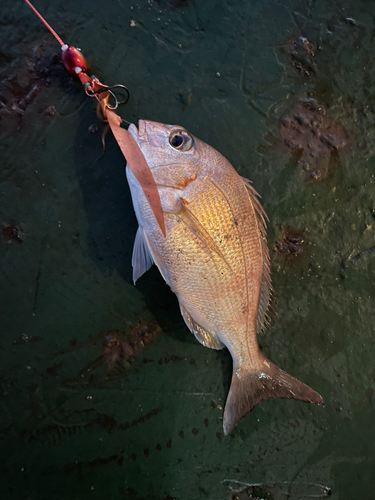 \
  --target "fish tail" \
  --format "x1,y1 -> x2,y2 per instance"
223,354 -> 324,435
